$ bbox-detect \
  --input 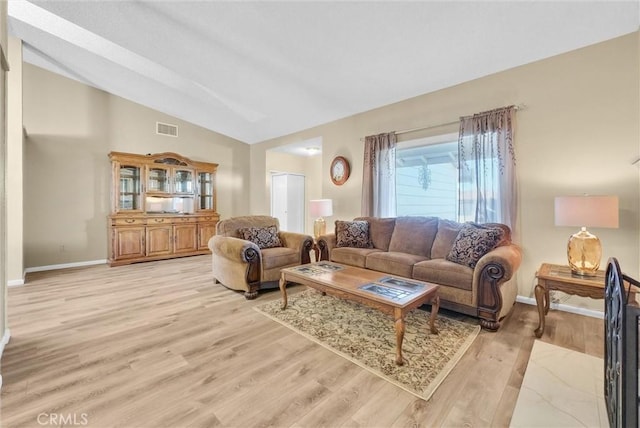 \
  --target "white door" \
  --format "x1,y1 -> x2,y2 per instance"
271,173 -> 305,233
